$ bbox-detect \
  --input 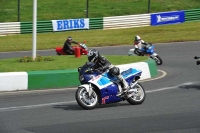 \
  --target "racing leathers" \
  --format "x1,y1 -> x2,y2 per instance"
134,40 -> 148,56
92,56 -> 129,94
